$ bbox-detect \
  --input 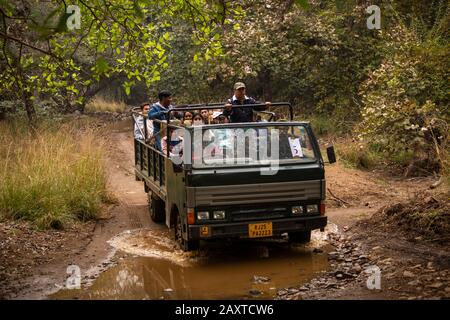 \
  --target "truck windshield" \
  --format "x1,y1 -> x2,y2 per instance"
189,124 -> 317,168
